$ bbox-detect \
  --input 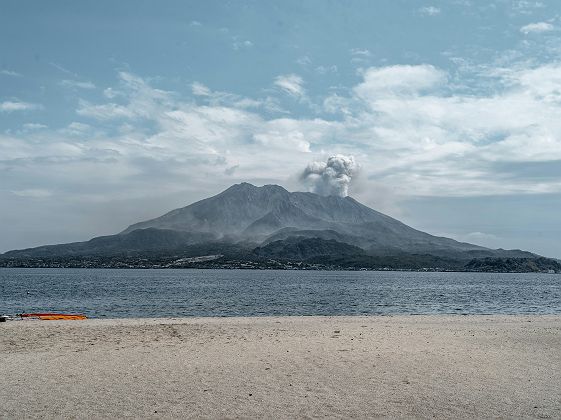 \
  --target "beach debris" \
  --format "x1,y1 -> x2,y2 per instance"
1,314 -> 22,322
1,313 -> 87,321
20,313 -> 87,321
